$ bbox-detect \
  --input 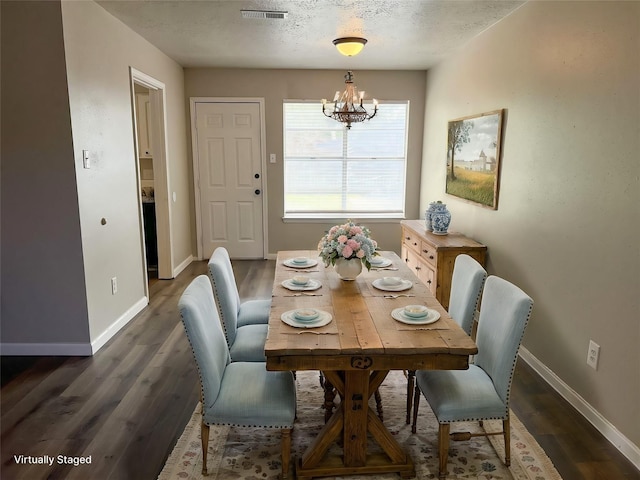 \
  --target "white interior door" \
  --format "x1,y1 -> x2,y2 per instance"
194,101 -> 265,259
